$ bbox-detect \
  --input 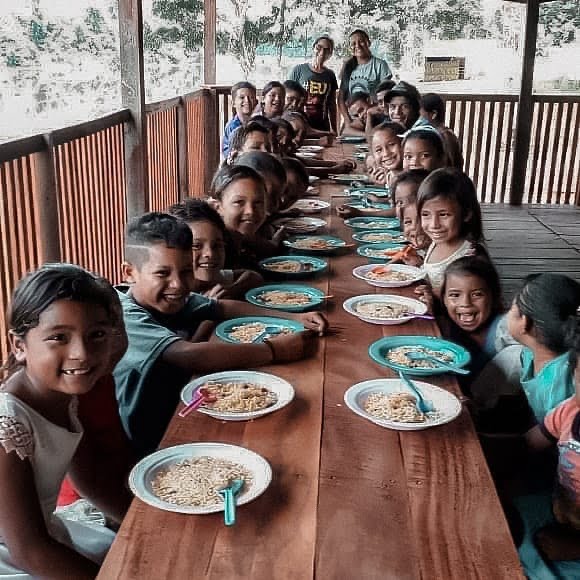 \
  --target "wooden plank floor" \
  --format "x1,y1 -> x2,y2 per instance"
482,204 -> 580,301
